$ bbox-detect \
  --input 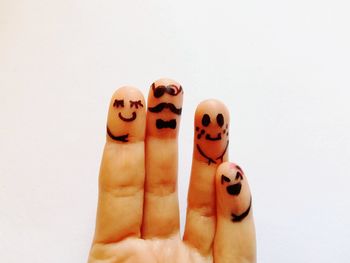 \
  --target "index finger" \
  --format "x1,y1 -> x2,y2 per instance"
92,86 -> 146,244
